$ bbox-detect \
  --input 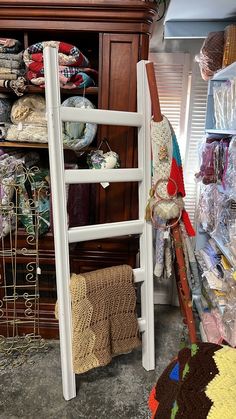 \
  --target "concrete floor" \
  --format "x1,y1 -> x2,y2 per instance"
0,305 -> 182,419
